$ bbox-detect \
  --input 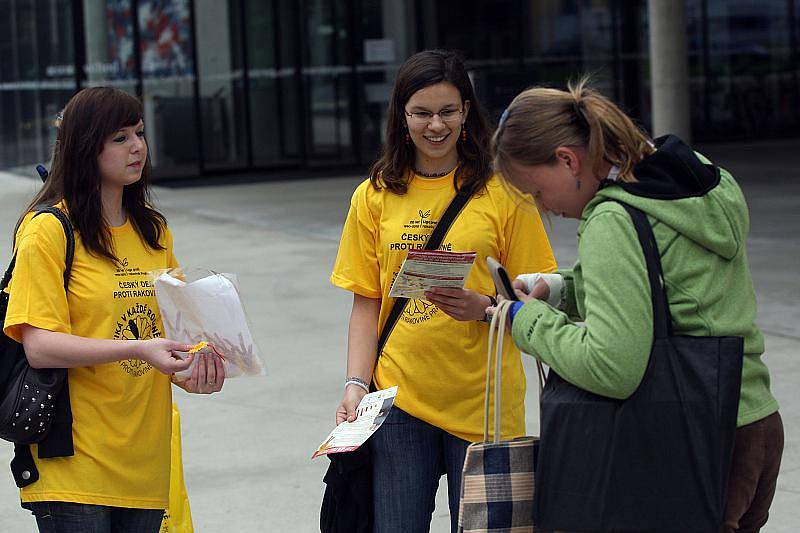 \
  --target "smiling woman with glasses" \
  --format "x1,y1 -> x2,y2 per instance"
328,49 -> 556,532
404,107 -> 465,125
